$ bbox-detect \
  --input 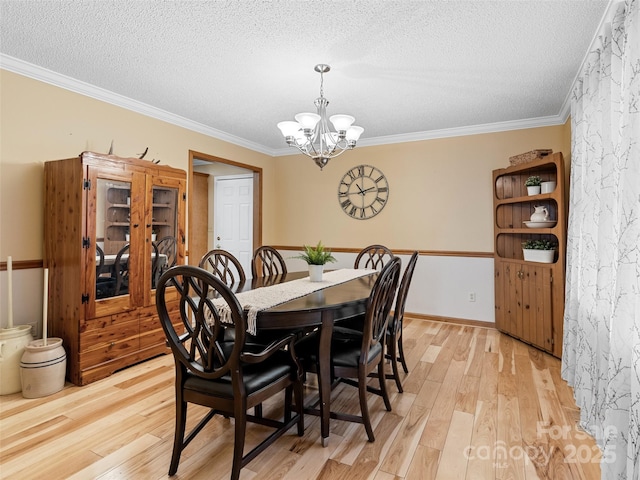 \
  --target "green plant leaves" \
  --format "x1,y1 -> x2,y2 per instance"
294,241 -> 337,265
